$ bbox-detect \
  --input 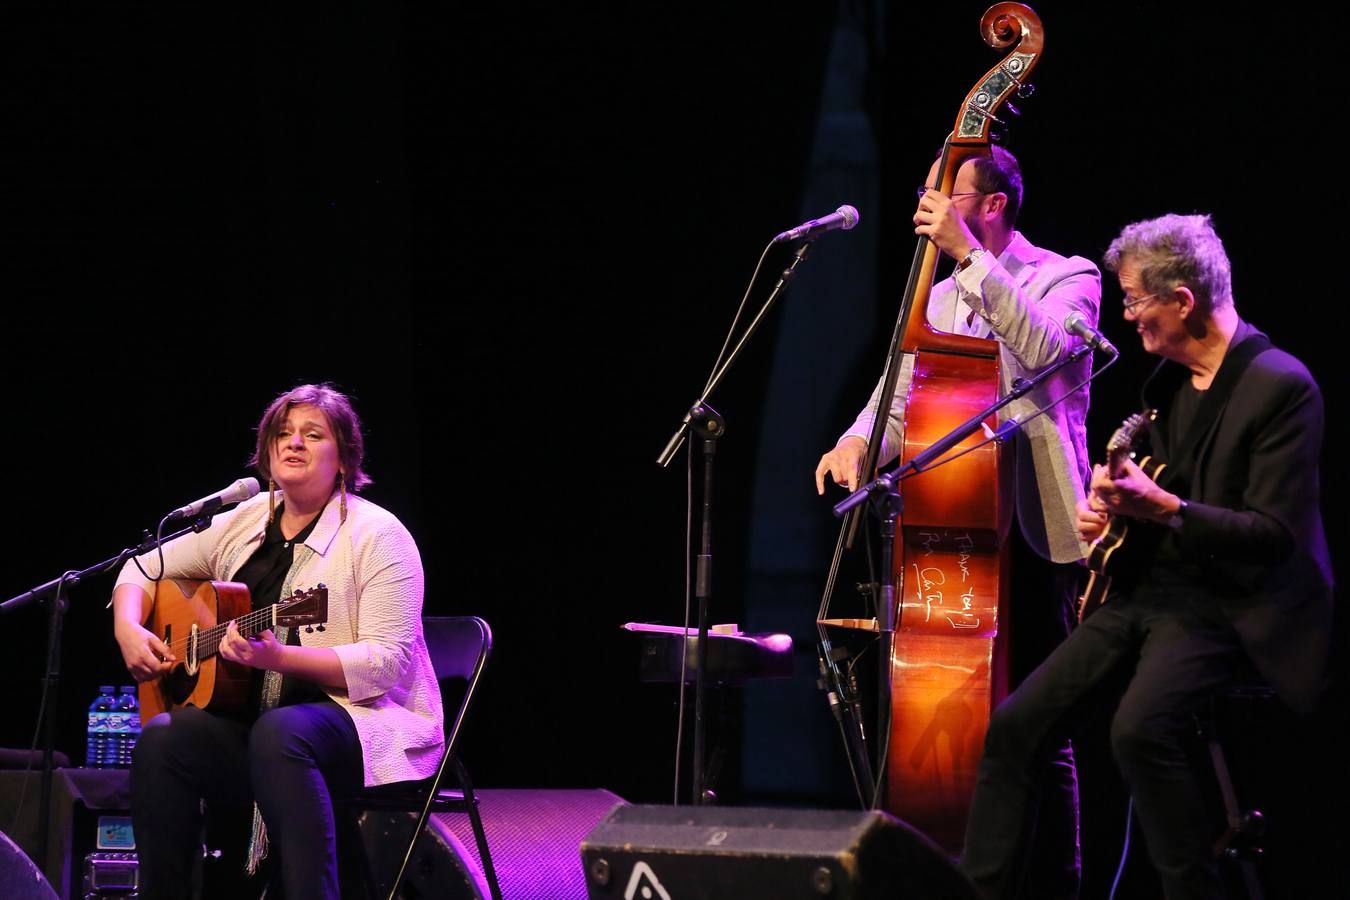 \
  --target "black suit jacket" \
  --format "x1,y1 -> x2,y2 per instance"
1140,322 -> 1333,714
